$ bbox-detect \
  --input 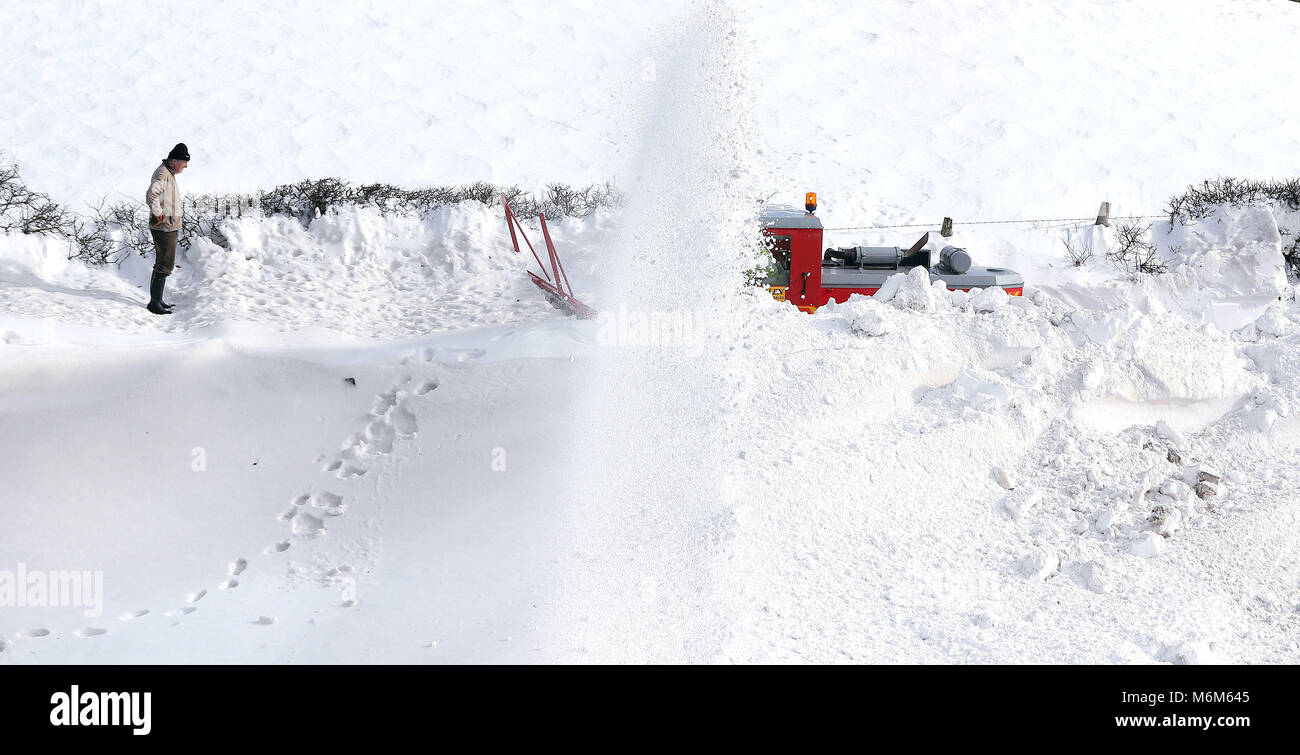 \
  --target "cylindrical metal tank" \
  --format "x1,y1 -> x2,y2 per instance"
844,246 -> 901,267
939,246 -> 972,274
